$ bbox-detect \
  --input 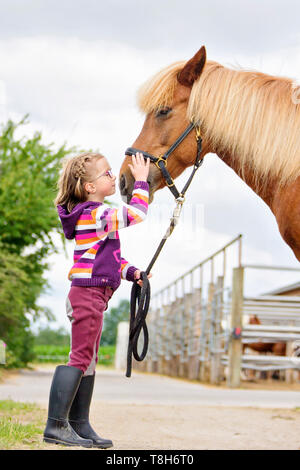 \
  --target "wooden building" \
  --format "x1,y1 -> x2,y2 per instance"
265,282 -> 300,296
